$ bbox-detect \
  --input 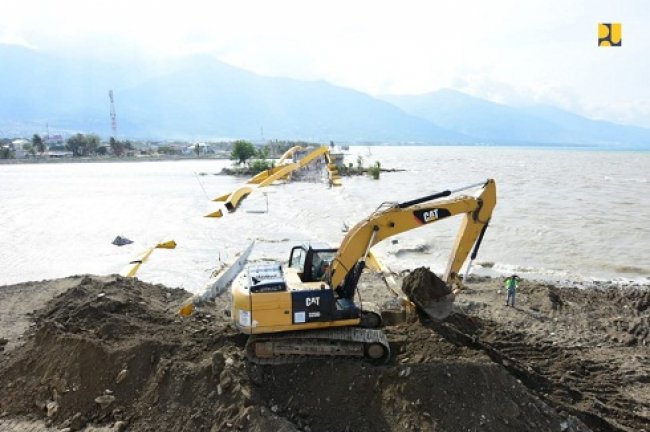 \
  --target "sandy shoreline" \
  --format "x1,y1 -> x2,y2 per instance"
1,273 -> 648,431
